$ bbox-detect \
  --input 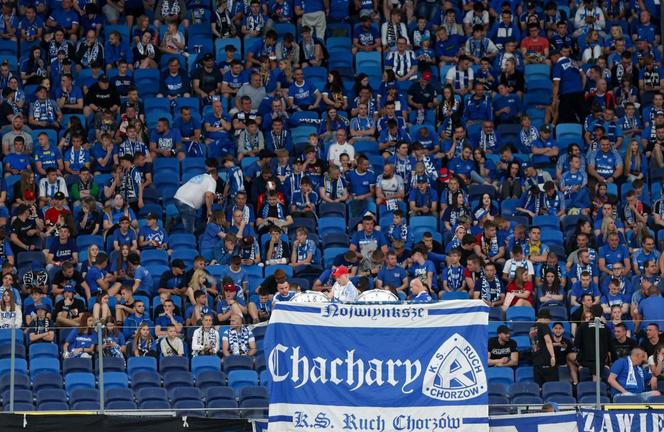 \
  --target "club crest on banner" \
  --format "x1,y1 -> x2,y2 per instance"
423,333 -> 487,401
